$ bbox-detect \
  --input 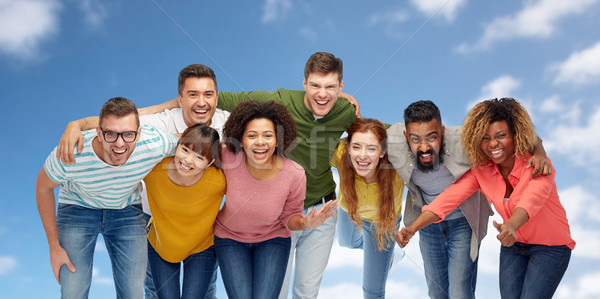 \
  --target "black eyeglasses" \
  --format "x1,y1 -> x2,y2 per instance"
100,128 -> 139,143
